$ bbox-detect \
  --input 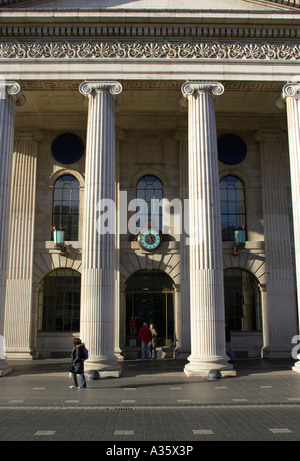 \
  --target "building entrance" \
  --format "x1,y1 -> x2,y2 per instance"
125,270 -> 175,348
